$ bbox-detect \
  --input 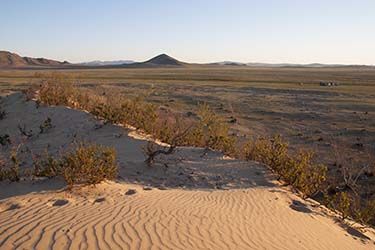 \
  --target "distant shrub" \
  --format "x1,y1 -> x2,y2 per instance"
62,143 -> 118,187
244,135 -> 327,197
